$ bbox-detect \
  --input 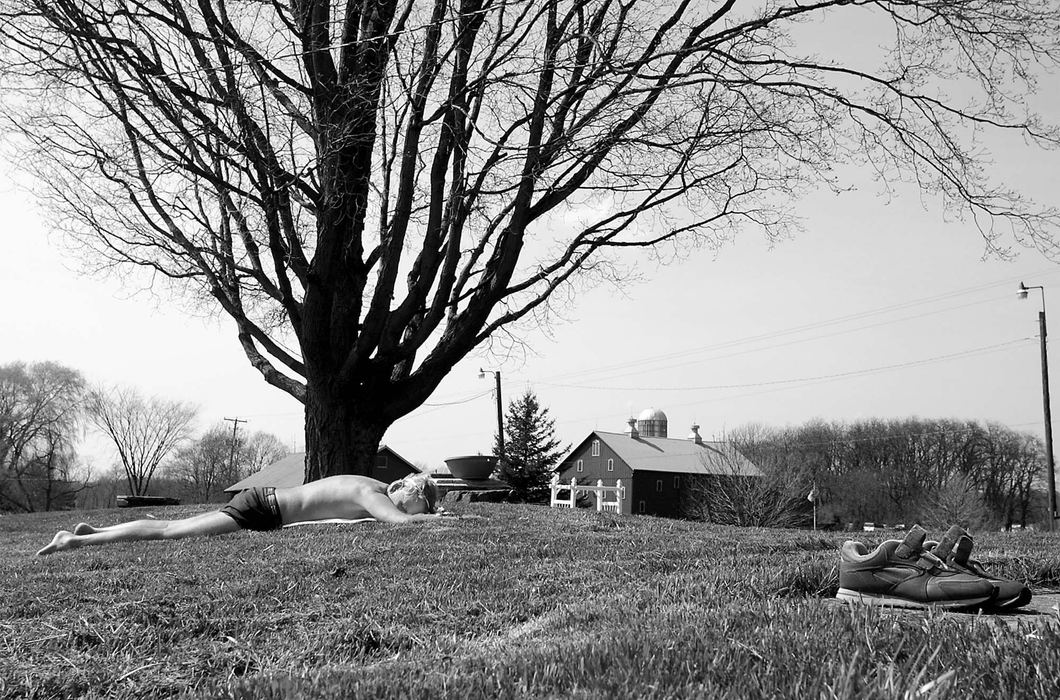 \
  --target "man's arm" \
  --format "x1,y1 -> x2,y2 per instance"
359,493 -> 441,524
